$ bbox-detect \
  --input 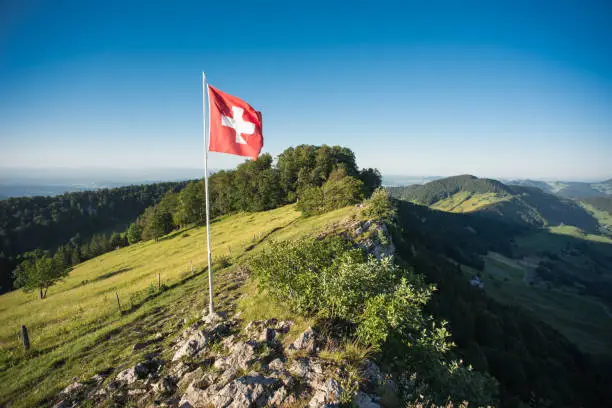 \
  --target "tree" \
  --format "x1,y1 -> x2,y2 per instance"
178,182 -> 205,224
359,168 -> 382,197
141,207 -> 174,242
13,250 -> 69,299
127,222 -> 143,244
362,188 -> 397,224
321,168 -> 364,210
